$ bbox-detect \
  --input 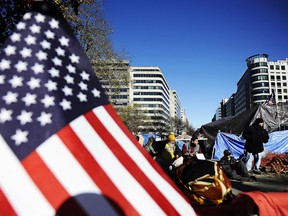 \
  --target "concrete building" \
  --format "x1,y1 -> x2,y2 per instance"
216,54 -> 288,119
130,66 -> 172,133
